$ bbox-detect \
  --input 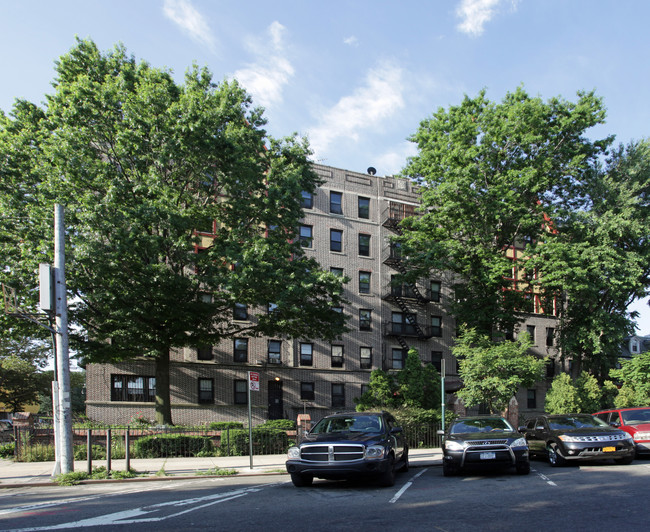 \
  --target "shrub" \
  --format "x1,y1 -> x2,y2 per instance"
256,419 -> 296,430
219,428 -> 289,456
208,421 -> 244,430
0,442 -> 15,459
54,471 -> 89,486
132,434 -> 214,458
74,444 -> 106,460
